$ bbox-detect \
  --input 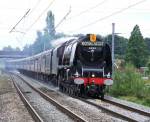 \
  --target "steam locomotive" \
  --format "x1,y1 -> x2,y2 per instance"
7,34 -> 113,99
